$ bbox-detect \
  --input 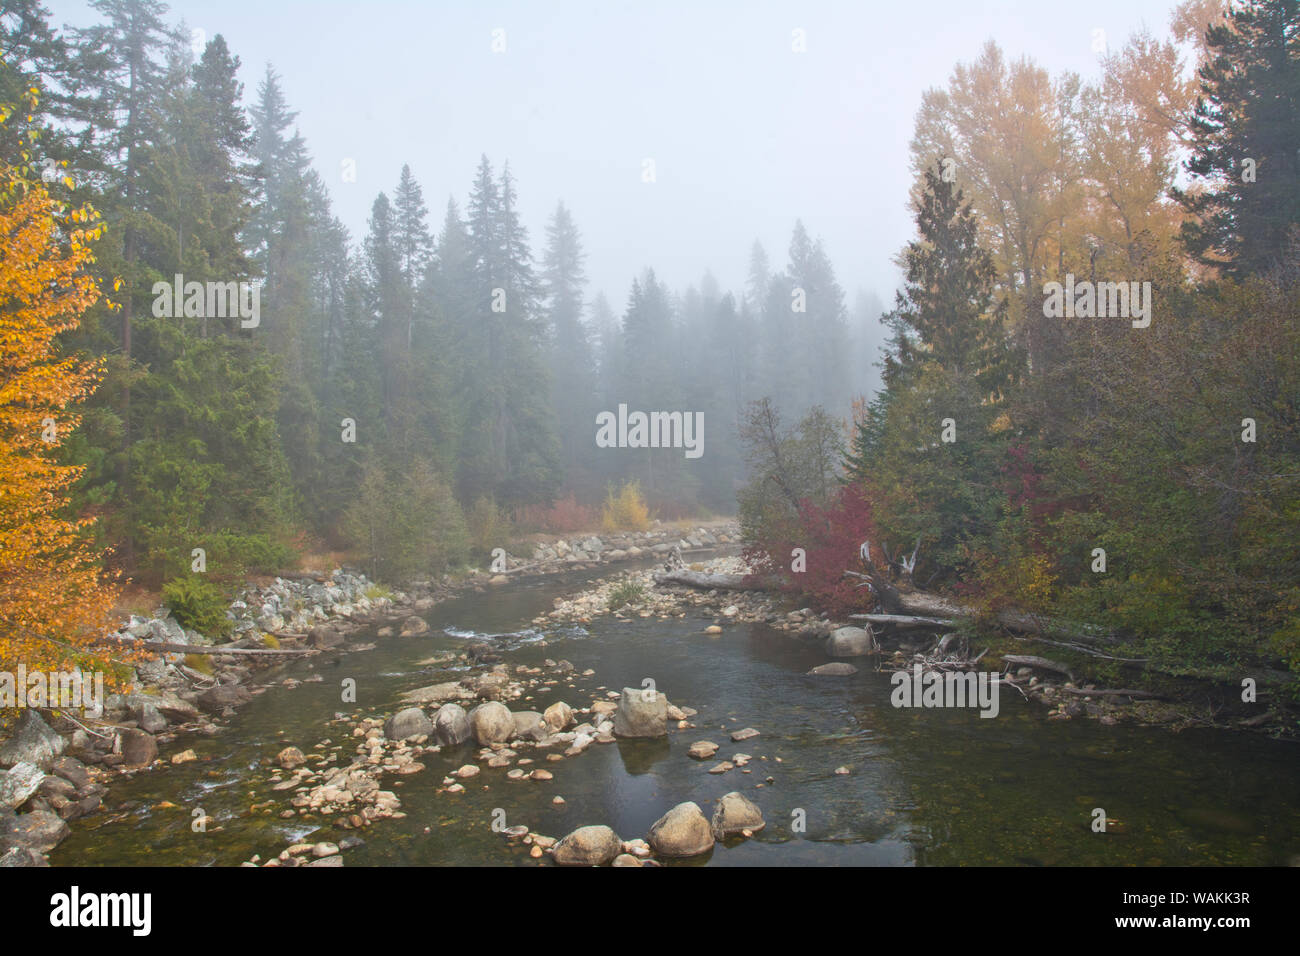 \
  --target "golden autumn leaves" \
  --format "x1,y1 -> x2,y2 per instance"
0,91 -> 123,679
